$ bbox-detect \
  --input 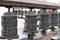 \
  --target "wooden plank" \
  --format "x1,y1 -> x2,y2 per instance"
37,30 -> 60,40
0,0 -> 60,9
